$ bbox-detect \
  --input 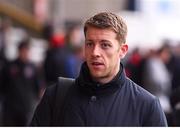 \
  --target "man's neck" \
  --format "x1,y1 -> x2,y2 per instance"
92,64 -> 121,84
